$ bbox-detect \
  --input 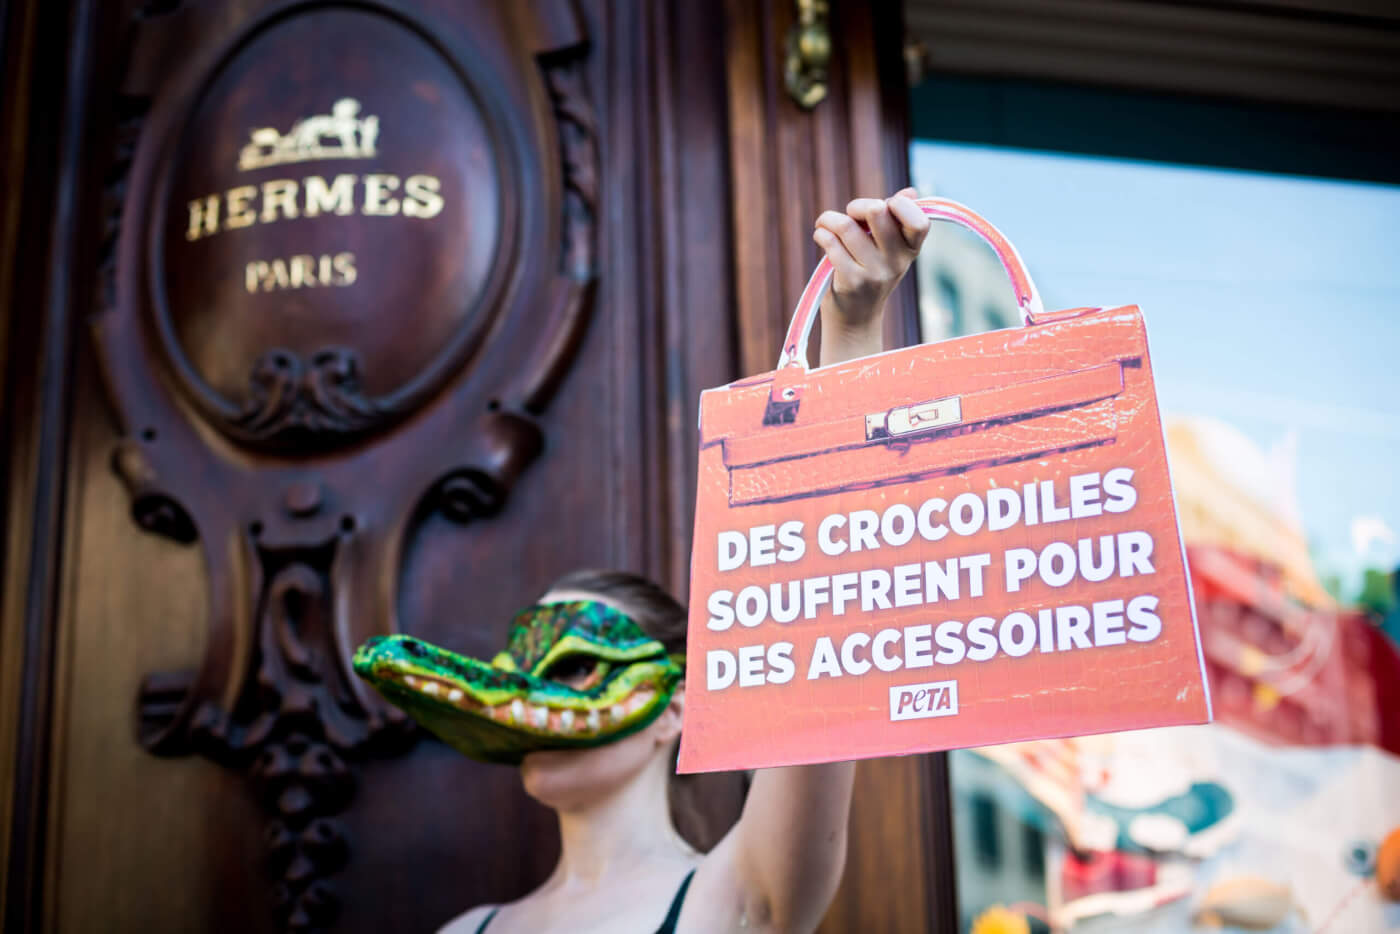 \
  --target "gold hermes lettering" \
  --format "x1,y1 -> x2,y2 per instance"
362,174 -> 400,216
304,174 -> 357,217
183,171 -> 447,241
402,174 -> 443,218
186,195 -> 220,241
225,185 -> 258,228
260,179 -> 300,223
